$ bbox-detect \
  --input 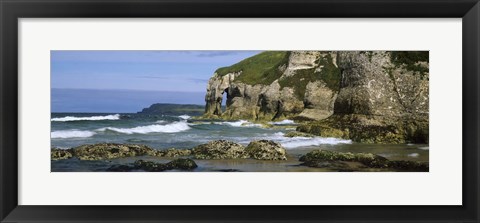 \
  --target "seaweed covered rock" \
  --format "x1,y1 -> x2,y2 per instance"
192,140 -> 249,159
300,149 -> 389,168
245,140 -> 287,160
51,148 -> 73,160
107,159 -> 198,172
72,143 -> 159,160
297,114 -> 427,144
300,149 -> 428,171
